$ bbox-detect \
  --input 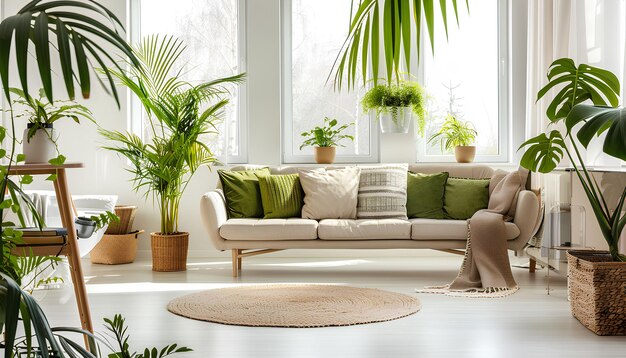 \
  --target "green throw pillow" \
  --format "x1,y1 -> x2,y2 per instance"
406,172 -> 449,219
444,178 -> 490,220
259,174 -> 304,218
218,168 -> 271,218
